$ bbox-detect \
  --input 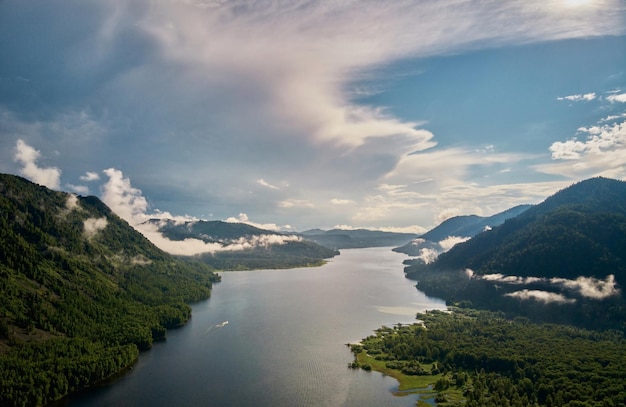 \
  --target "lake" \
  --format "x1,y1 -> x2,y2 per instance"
61,247 -> 446,406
